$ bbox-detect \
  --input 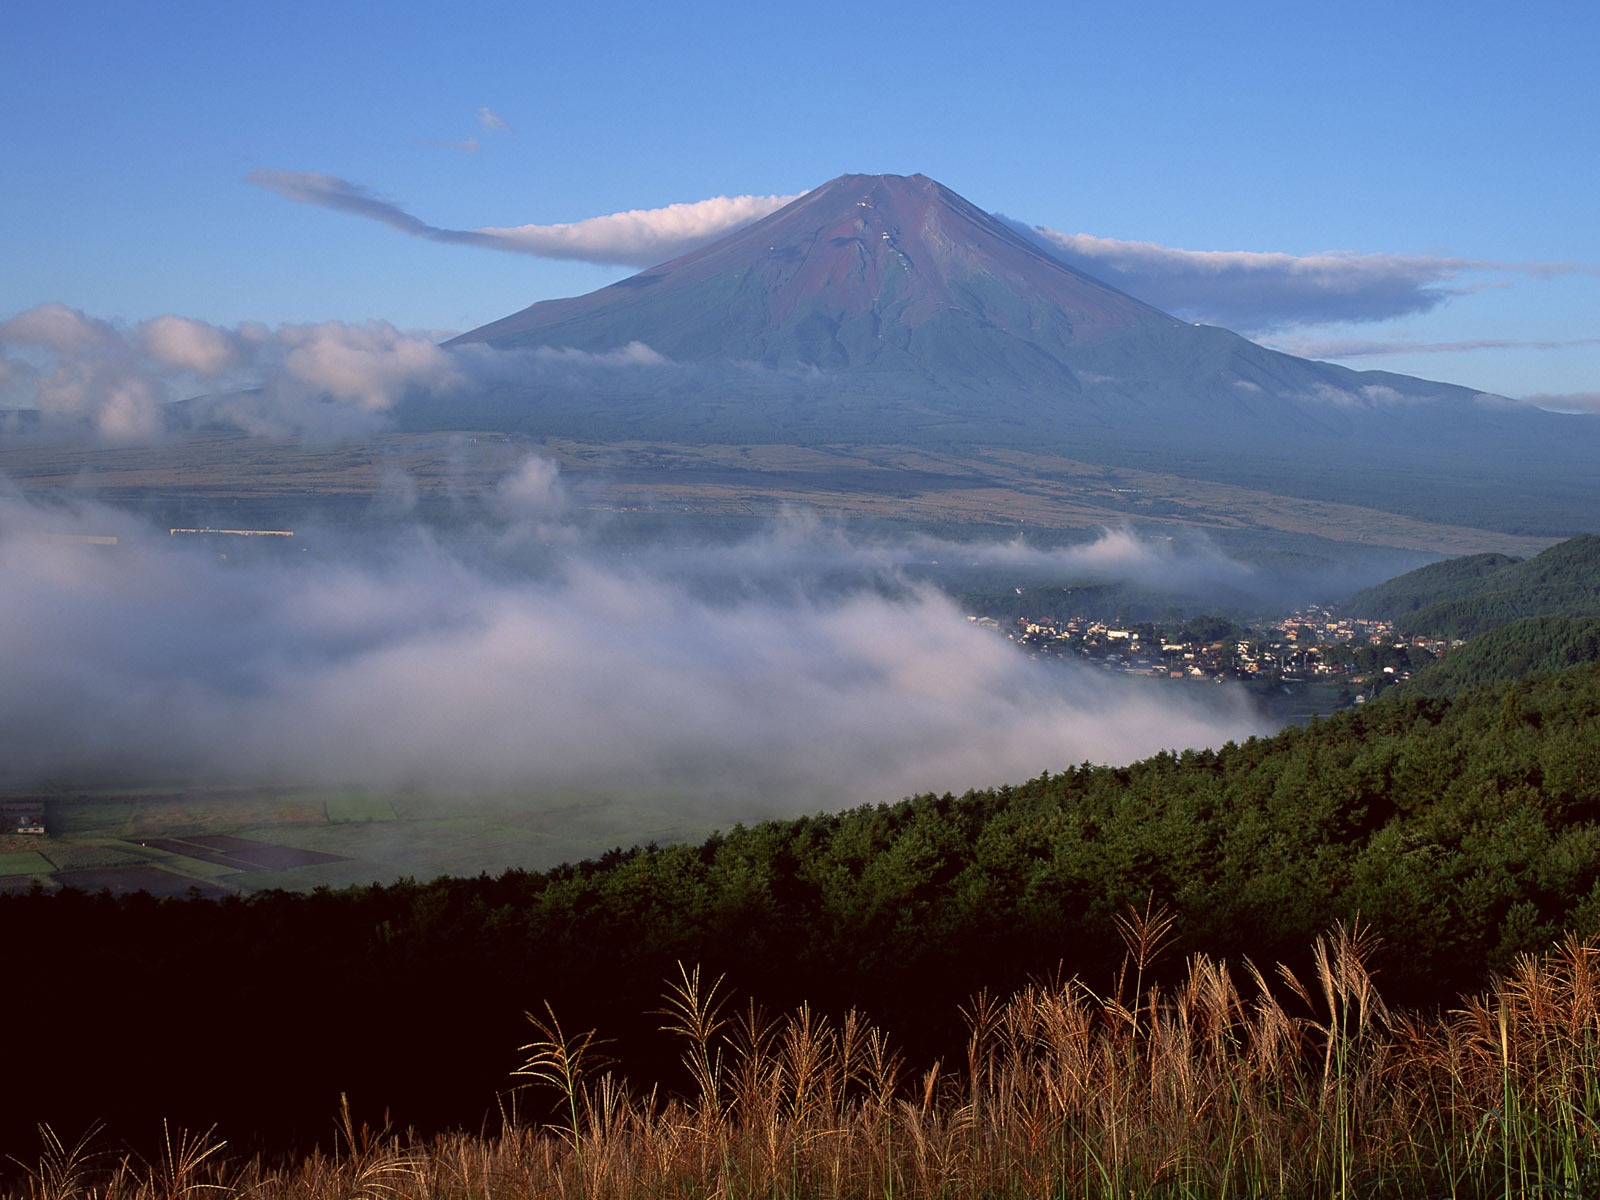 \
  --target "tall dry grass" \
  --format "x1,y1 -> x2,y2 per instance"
11,919 -> 1600,1199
